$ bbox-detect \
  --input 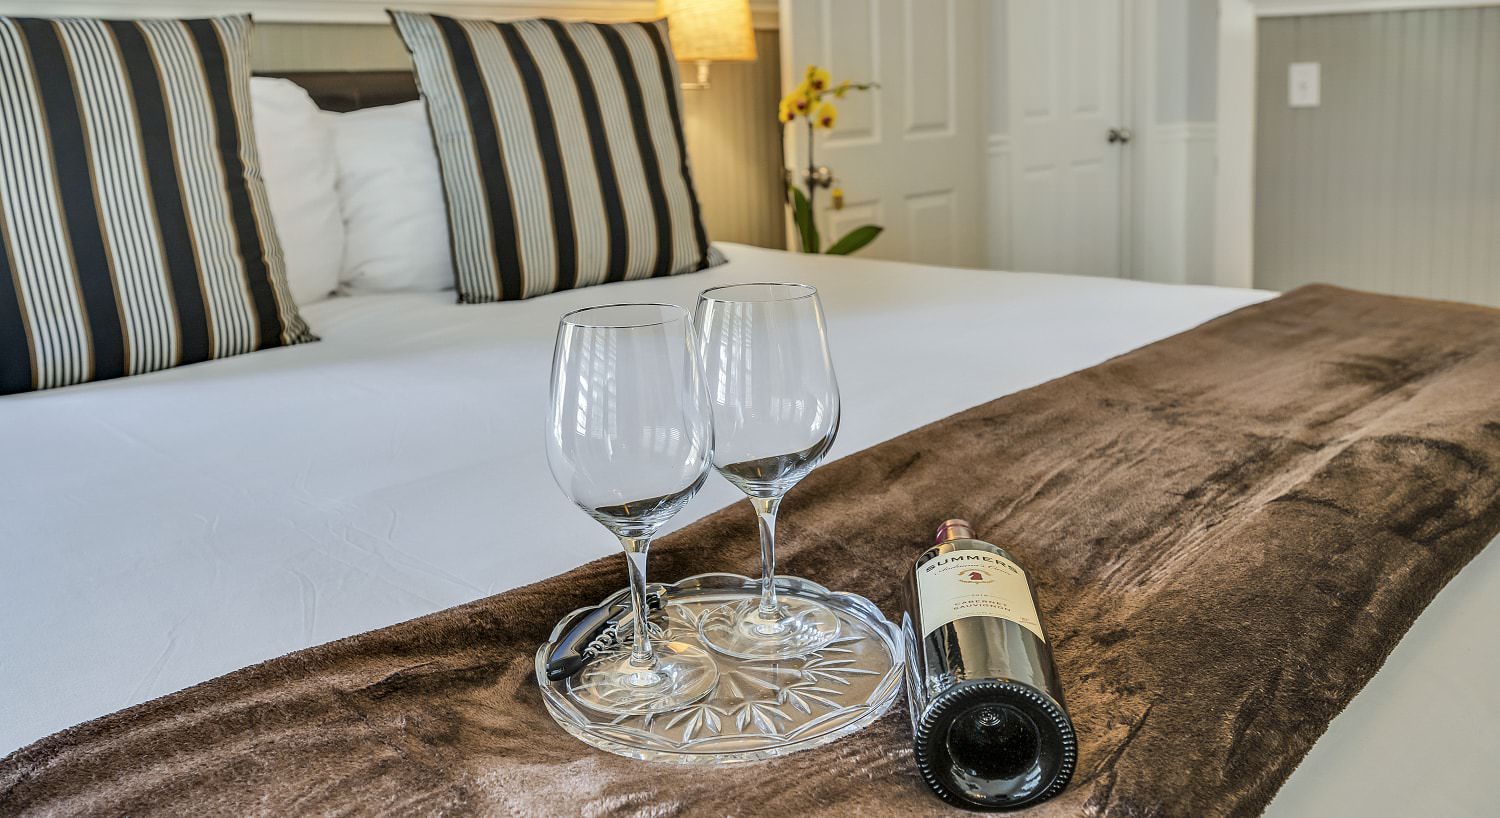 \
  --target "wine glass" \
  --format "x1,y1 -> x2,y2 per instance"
693,283 -> 842,660
545,303 -> 718,714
